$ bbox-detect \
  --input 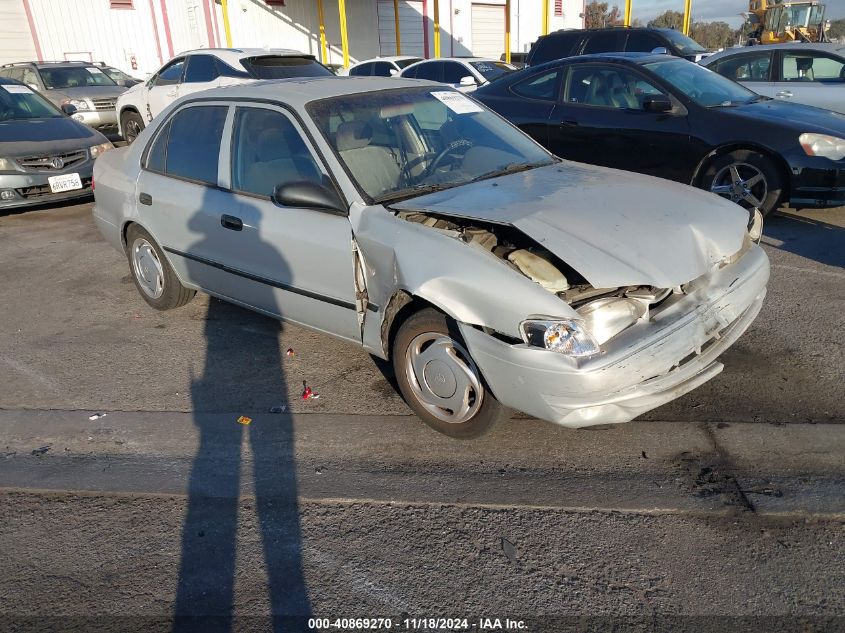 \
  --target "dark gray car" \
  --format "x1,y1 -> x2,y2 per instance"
0,61 -> 126,139
0,77 -> 112,210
